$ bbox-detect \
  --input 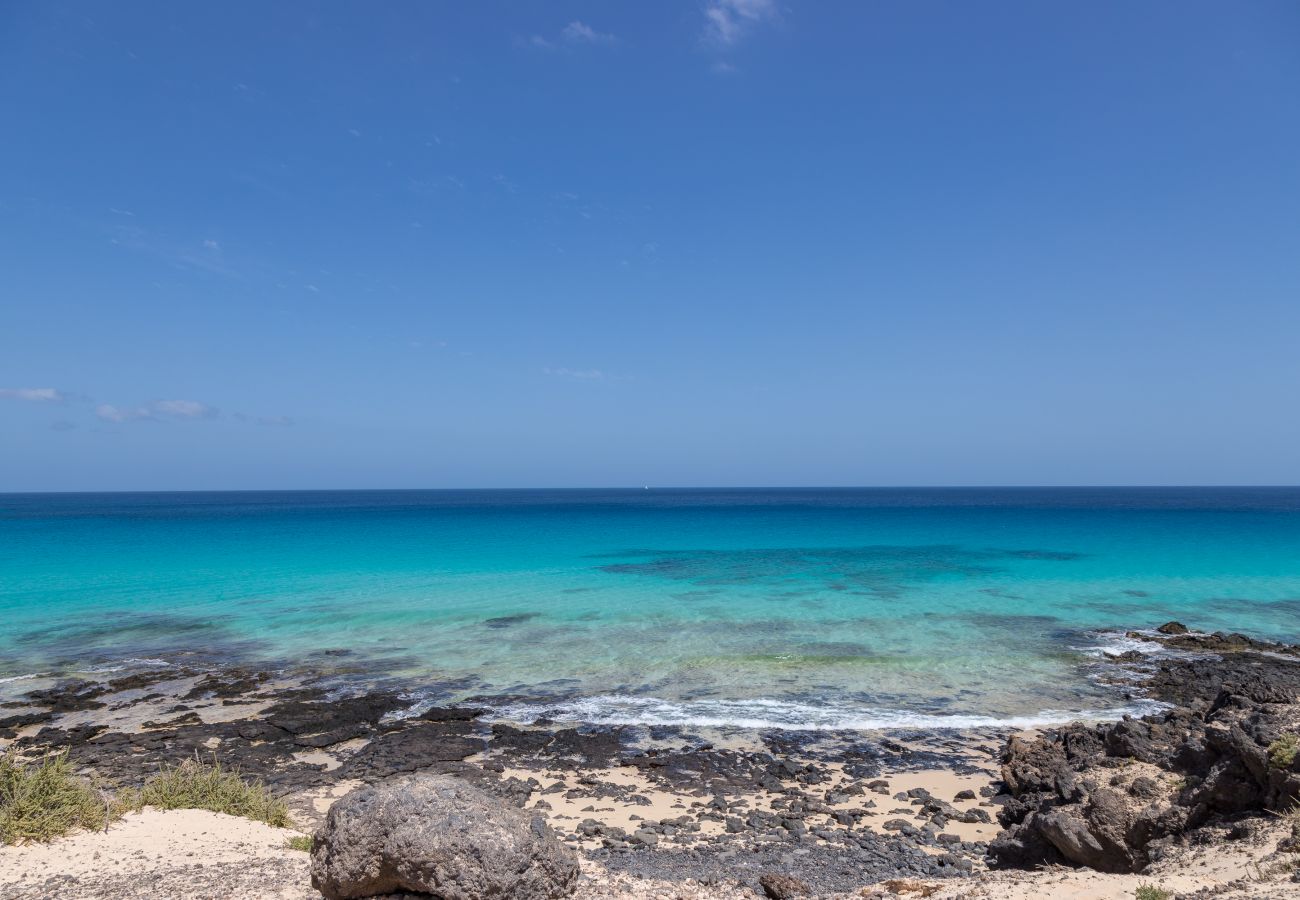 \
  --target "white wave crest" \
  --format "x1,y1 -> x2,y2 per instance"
1079,631 -> 1169,659
76,657 -> 173,675
1078,629 -> 1219,661
482,694 -> 1169,731
0,672 -> 46,685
